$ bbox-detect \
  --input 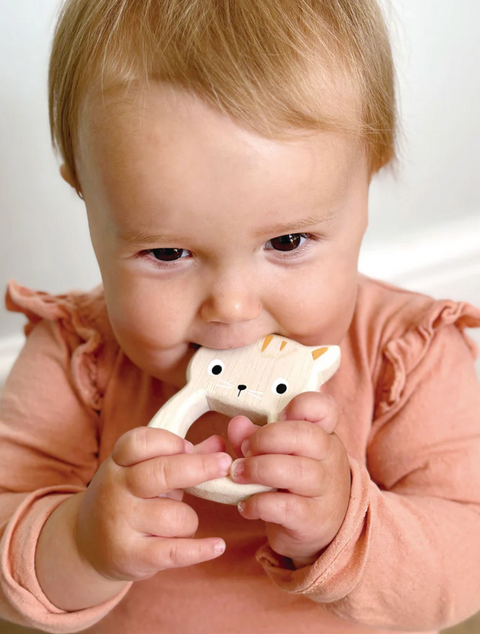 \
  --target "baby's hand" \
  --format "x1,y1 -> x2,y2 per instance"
75,428 -> 232,582
228,392 -> 351,568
